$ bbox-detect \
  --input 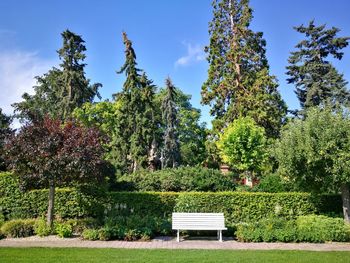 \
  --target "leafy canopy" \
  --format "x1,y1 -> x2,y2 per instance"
217,116 -> 267,174
5,117 -> 110,190
275,107 -> 350,192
